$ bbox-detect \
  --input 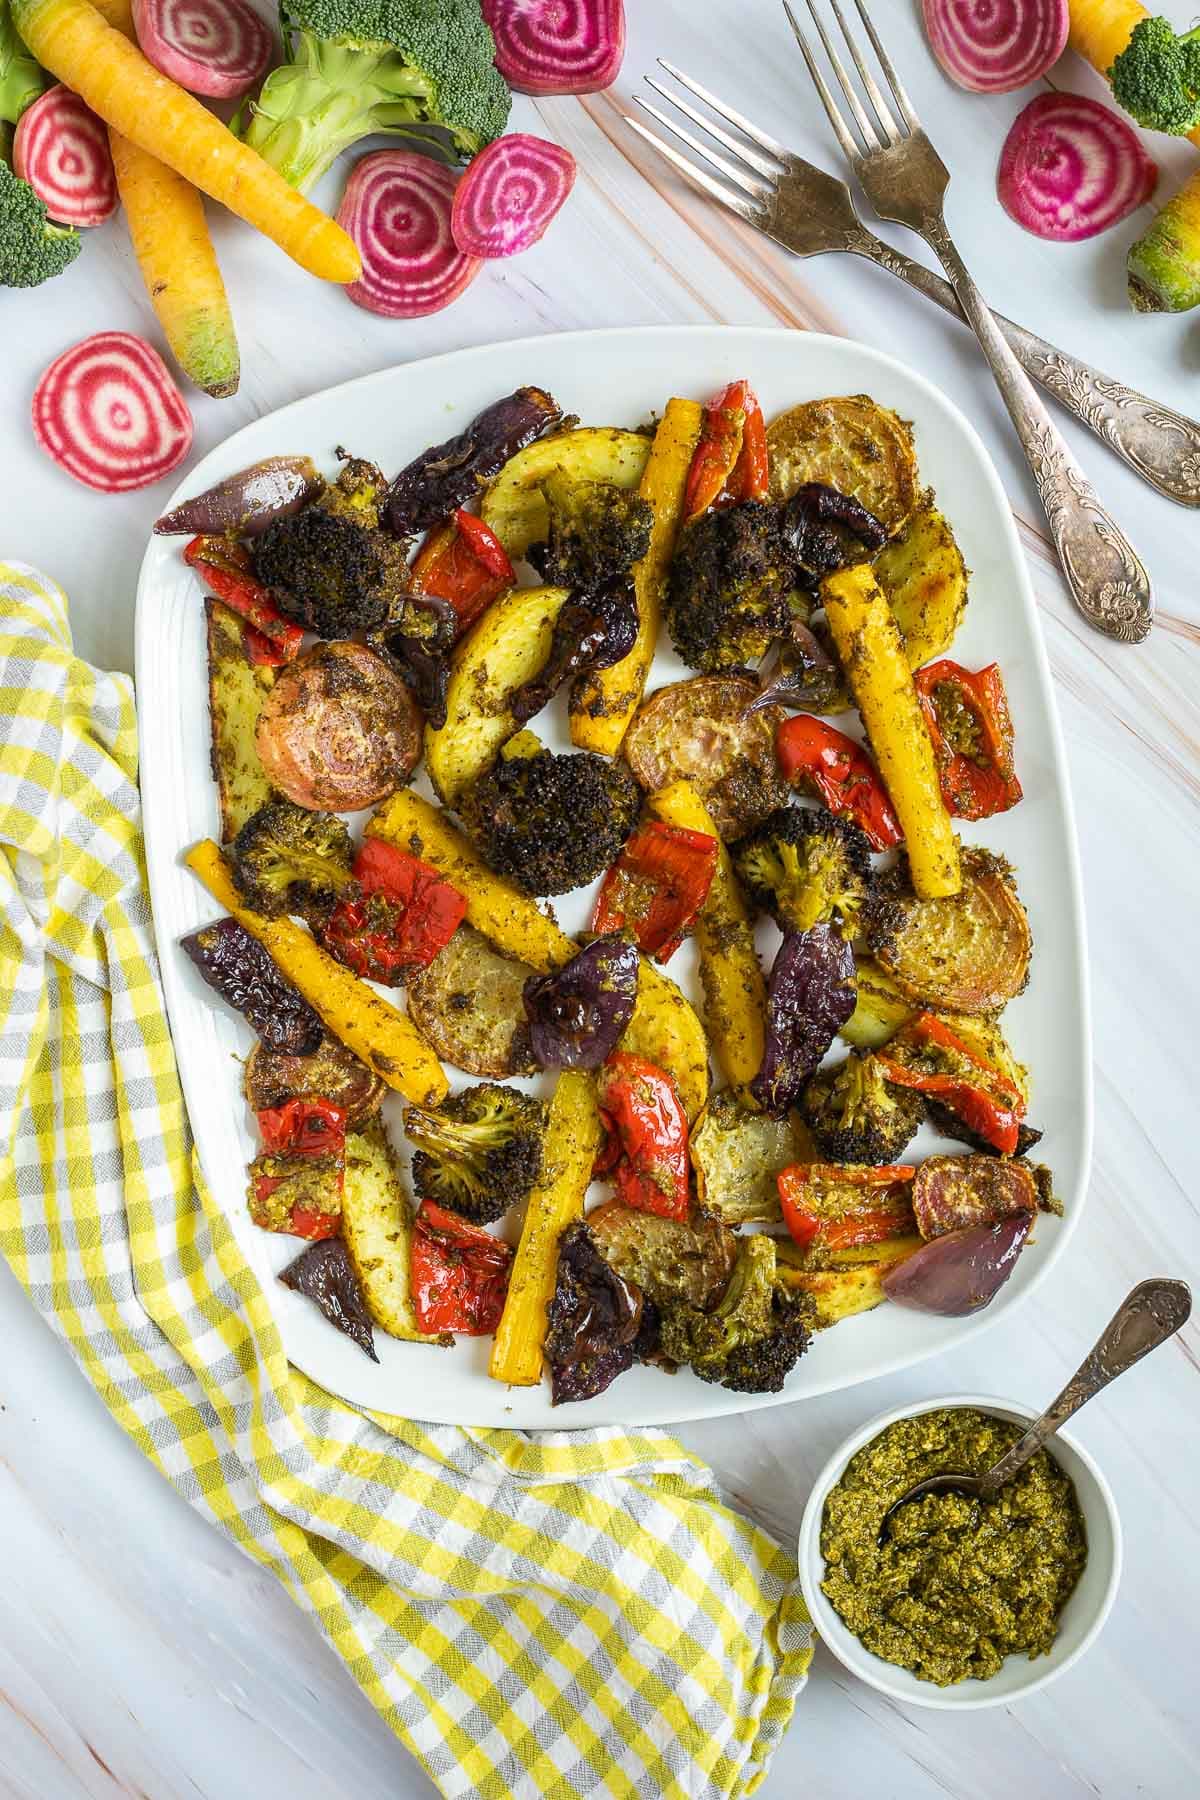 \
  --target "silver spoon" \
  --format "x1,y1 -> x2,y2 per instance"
878,1278 -> 1192,1544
